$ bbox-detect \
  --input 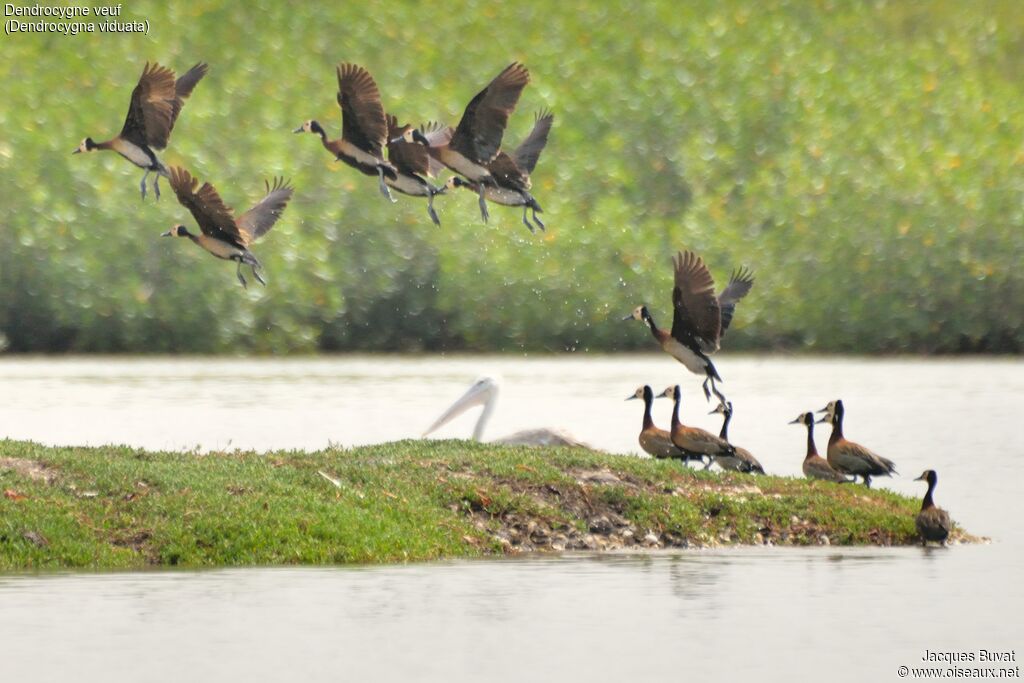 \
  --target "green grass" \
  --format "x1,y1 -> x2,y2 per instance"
0,438 -> 974,572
